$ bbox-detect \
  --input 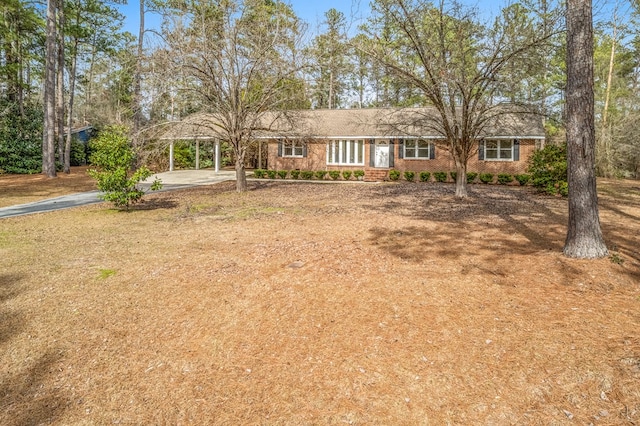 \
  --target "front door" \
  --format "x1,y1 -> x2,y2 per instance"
375,140 -> 390,168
